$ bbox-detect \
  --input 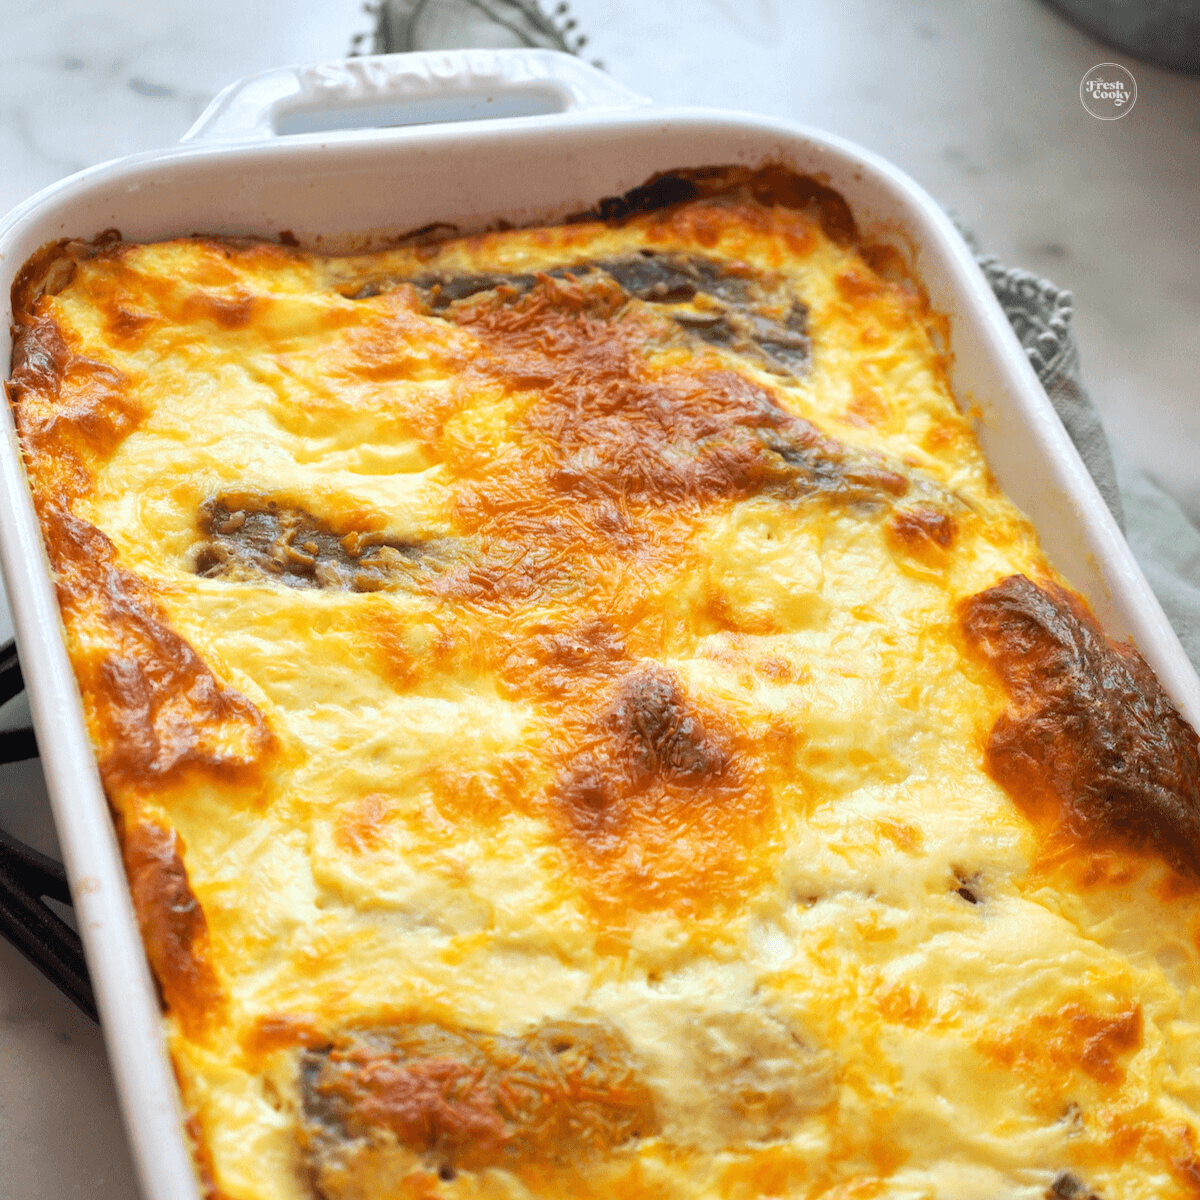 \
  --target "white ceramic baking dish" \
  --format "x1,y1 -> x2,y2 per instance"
1,48 -> 1197,1200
